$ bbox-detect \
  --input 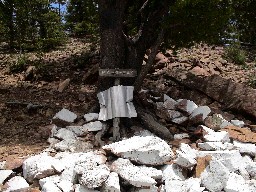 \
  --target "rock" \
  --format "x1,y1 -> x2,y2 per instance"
102,136 -> 174,165
190,66 -> 210,76
165,178 -> 205,192
58,78 -> 70,92
198,142 -> 234,151
222,125 -> 256,144
3,157 -> 25,170
54,139 -> 93,152
54,128 -> 77,140
84,113 -> 99,122
0,170 -> 13,184
0,161 -> 6,169
224,173 -> 250,192
195,156 -> 212,178
4,176 -> 29,192
231,120 -> 245,127
39,175 -> 60,188
171,116 -> 189,125
204,114 -> 226,131
77,164 -> 110,189
203,131 -> 230,142
66,126 -> 86,136
102,172 -> 121,192
83,121 -> 103,132
175,143 -> 198,168
53,108 -> 77,123
41,181 -> 62,192
189,106 -> 211,123
74,184 -> 100,192
233,140 -> 256,156
245,163 -> 256,179
220,120 -> 232,128
200,160 -> 230,192
162,164 -> 187,181
168,110 -> 182,119
175,99 -> 198,115
23,153 -> 64,183
174,133 -> 189,140
163,95 -> 177,110
57,180 -> 73,192
111,158 -> 158,188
